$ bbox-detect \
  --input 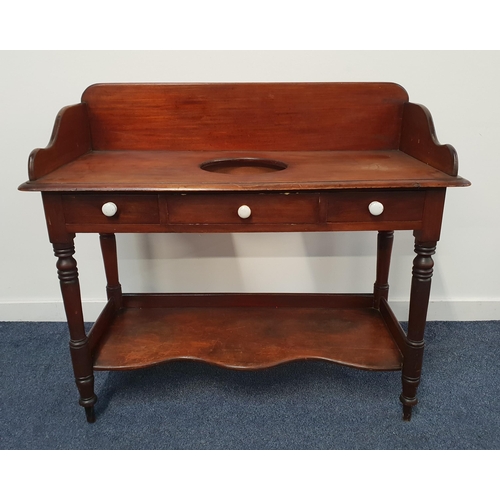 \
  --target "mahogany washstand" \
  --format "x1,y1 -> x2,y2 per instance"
19,83 -> 470,423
